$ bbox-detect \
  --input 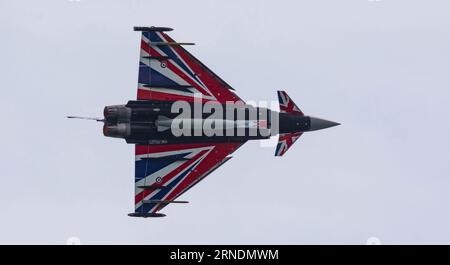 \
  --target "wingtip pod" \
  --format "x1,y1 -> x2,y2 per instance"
133,26 -> 173,32
128,212 -> 166,218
